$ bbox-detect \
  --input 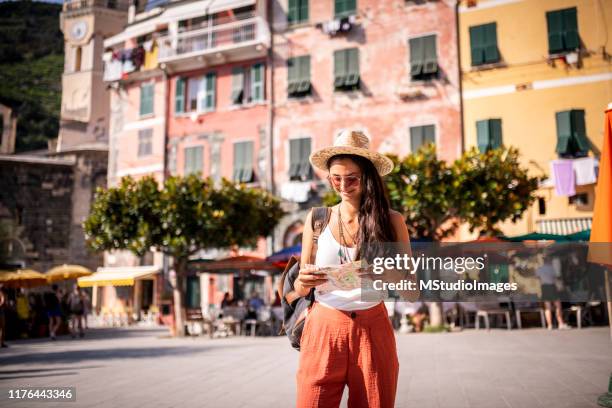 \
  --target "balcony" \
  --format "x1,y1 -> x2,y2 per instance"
63,0 -> 129,12
157,16 -> 269,69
